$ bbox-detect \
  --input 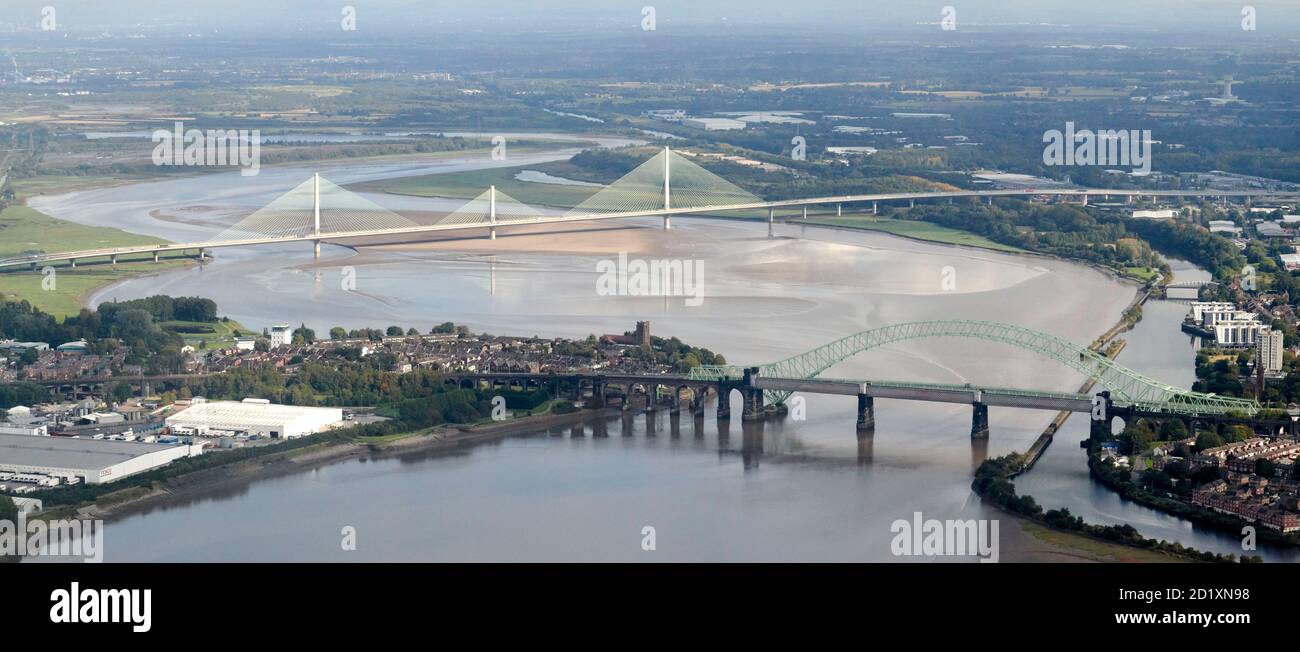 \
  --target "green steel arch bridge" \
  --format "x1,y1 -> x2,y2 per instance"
688,320 -> 1259,418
